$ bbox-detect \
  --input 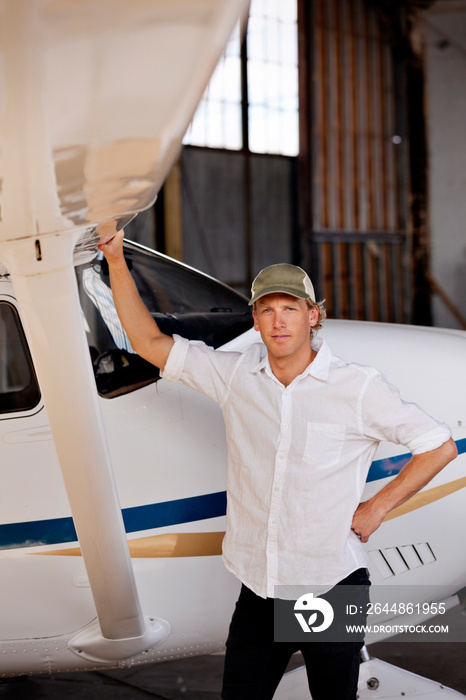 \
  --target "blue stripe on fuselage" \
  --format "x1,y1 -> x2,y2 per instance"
1,439 -> 465,550
0,491 -> 227,550
367,436 -> 466,482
